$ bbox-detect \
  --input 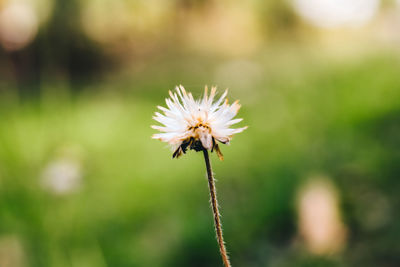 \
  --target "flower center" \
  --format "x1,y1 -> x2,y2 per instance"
188,123 -> 210,132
